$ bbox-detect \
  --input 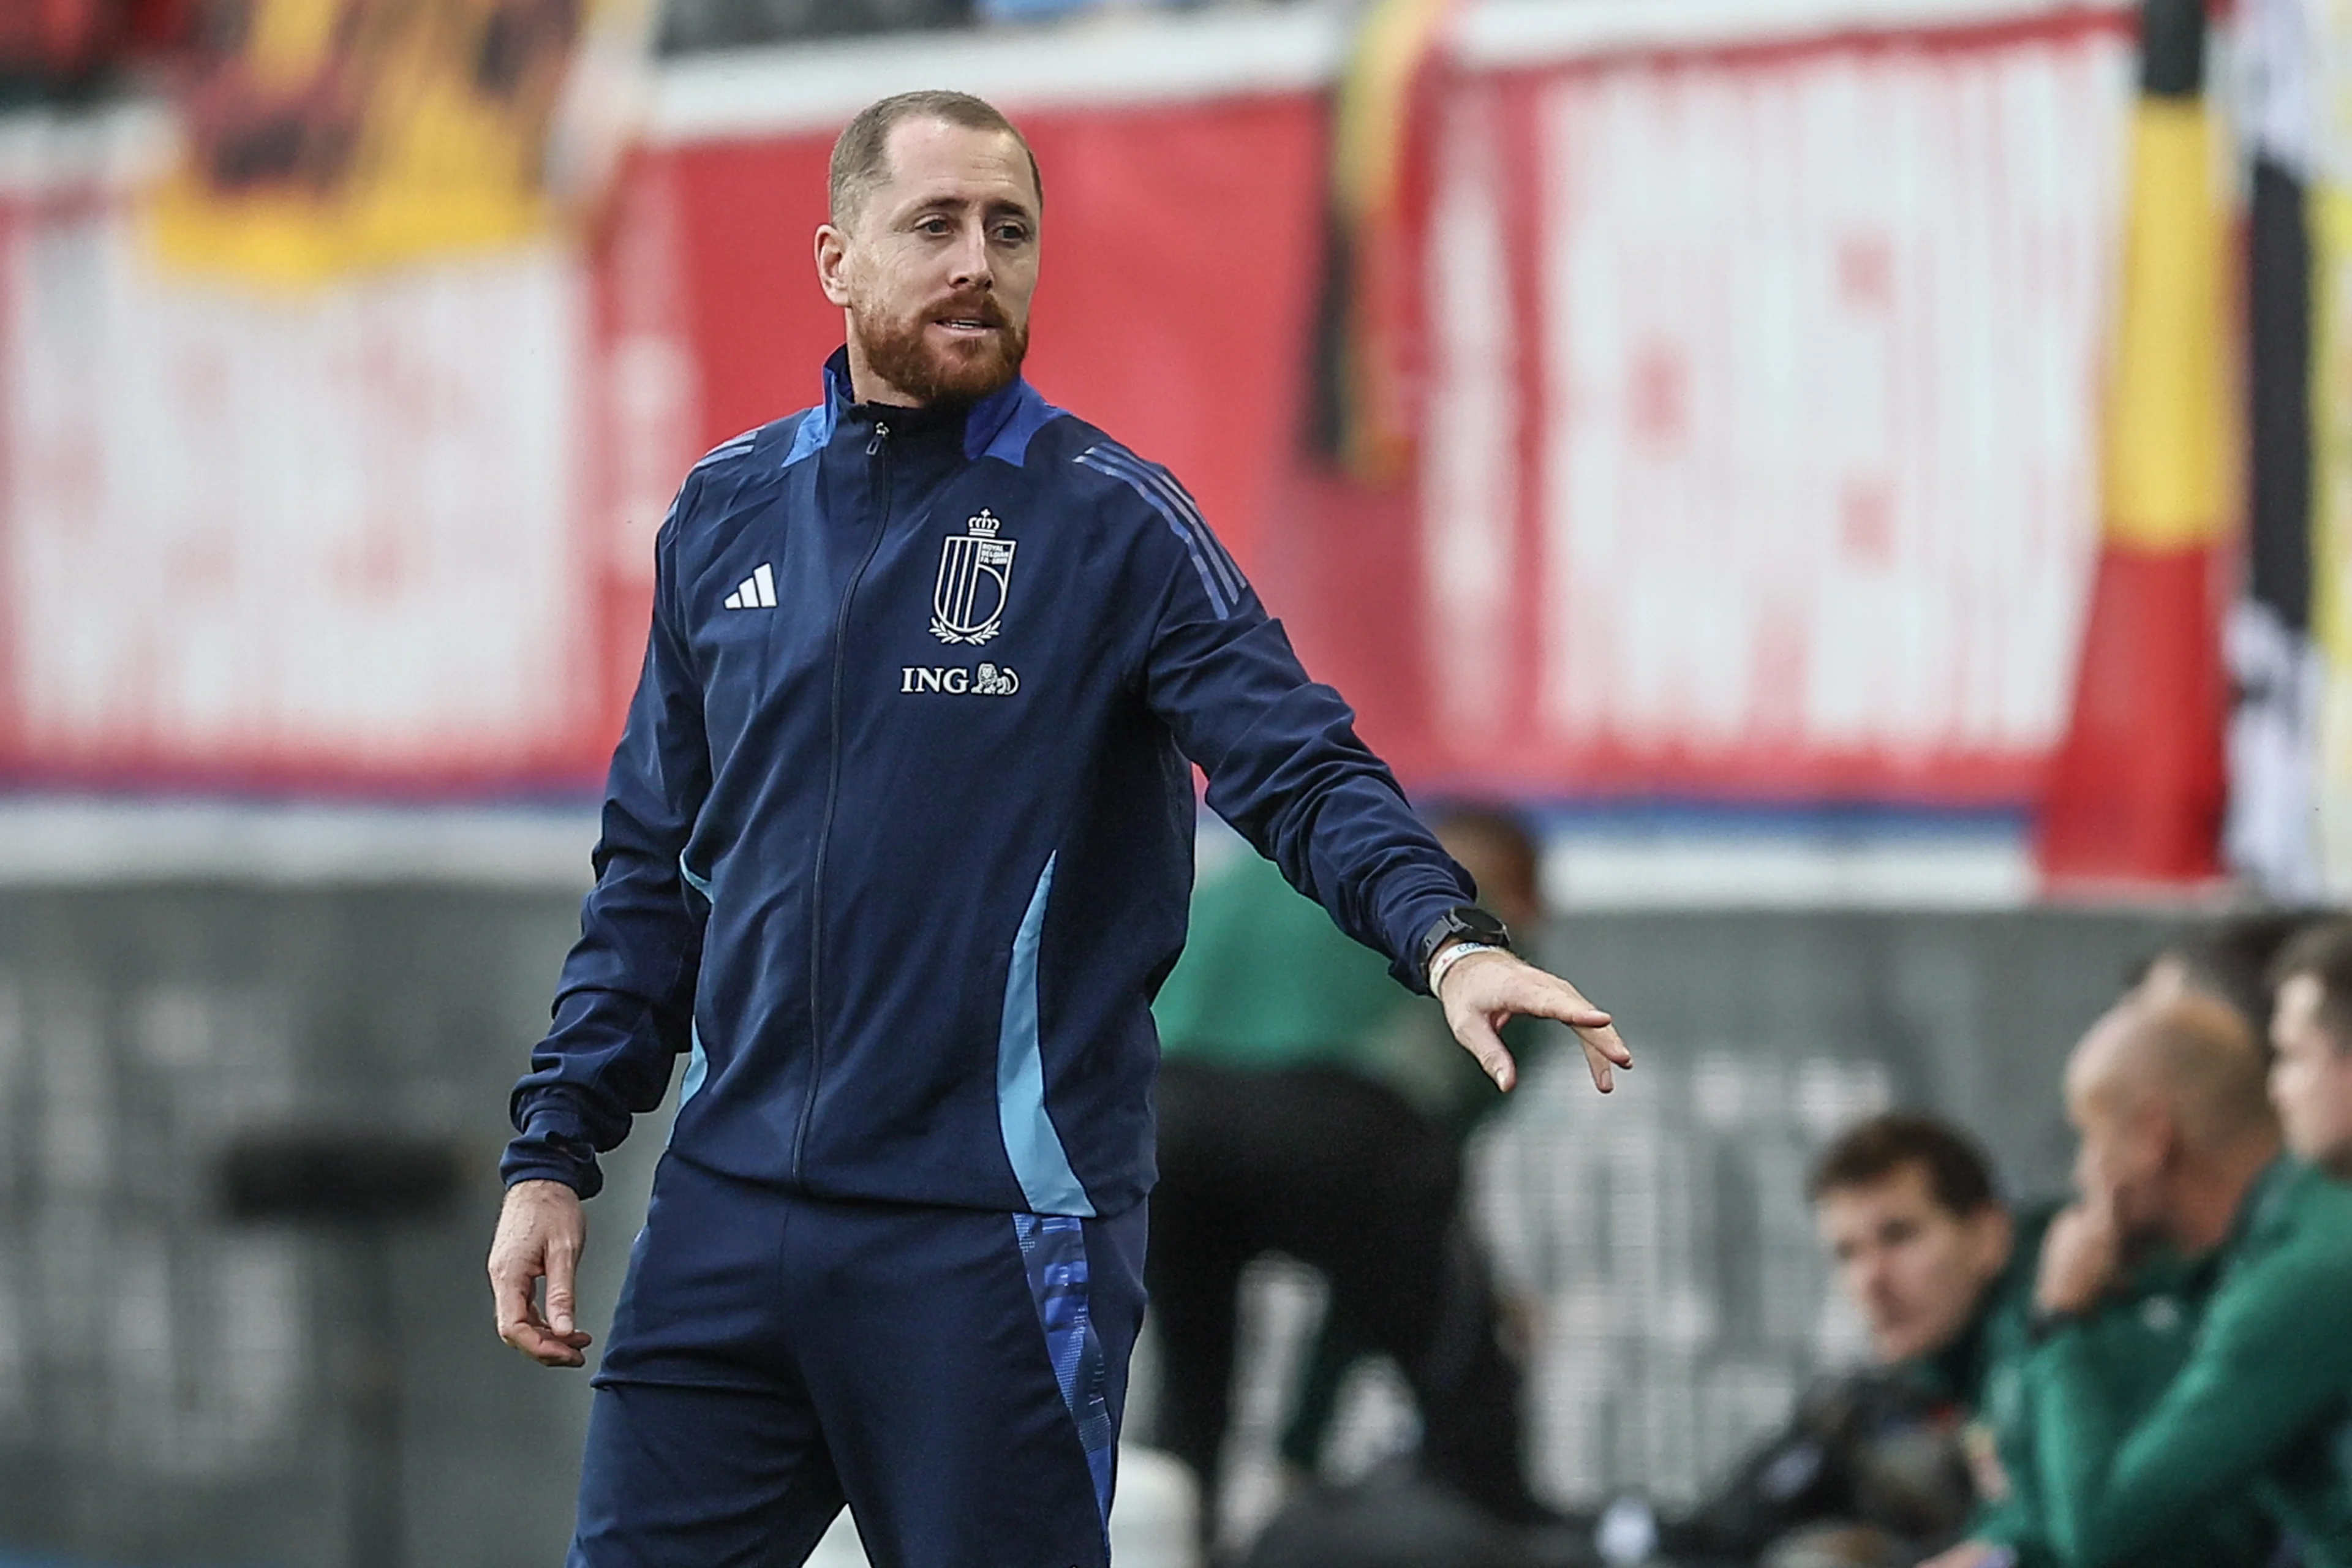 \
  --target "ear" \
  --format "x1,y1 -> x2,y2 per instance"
816,222 -> 853,308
